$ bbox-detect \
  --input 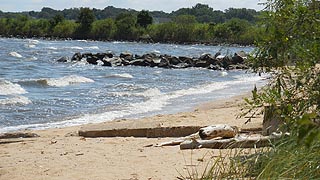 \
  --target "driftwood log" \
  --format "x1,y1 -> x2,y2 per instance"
157,124 -> 283,149
0,132 -> 39,139
199,124 -> 238,140
180,133 -> 281,150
